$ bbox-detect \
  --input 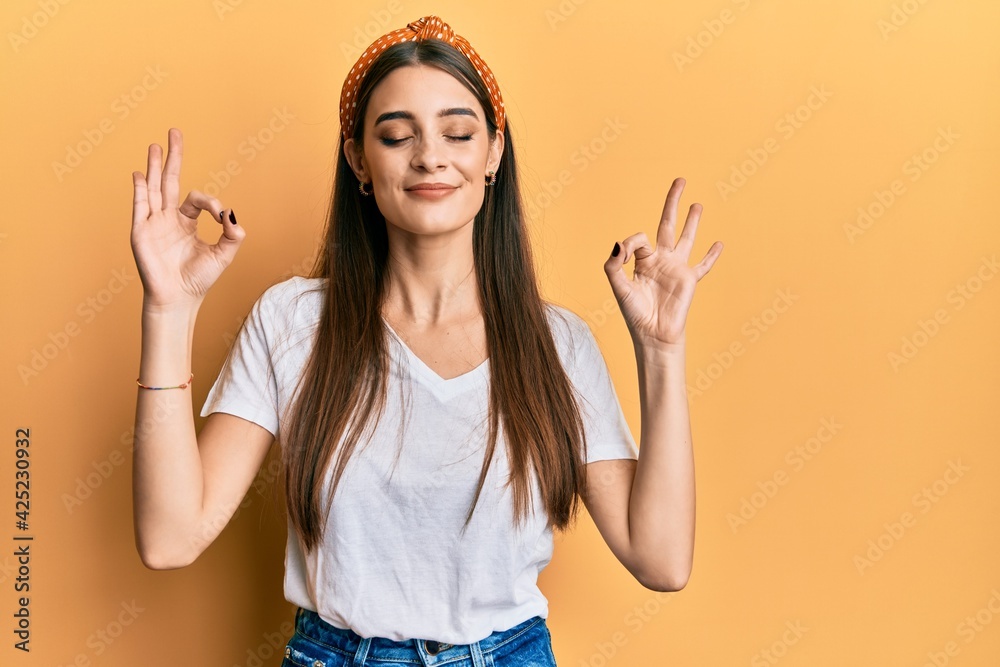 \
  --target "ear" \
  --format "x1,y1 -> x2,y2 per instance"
486,128 -> 505,175
343,137 -> 369,183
